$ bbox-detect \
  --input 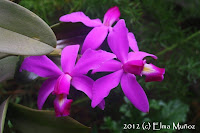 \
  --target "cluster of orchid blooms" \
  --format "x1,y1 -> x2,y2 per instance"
20,6 -> 165,117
